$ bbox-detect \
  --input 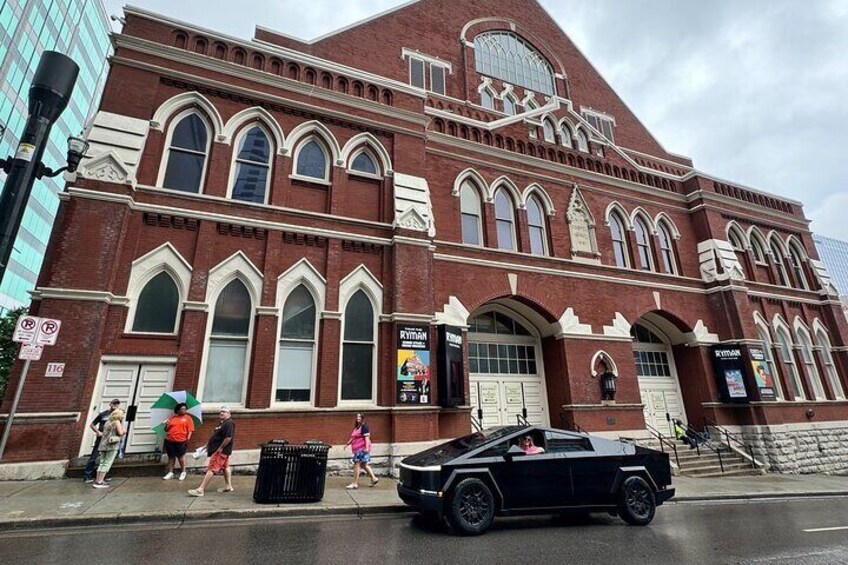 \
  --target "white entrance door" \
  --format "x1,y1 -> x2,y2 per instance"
467,309 -> 549,429
83,362 -> 176,456
632,322 -> 686,435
